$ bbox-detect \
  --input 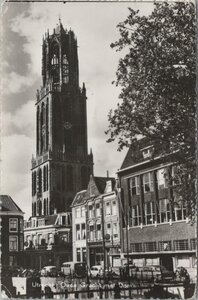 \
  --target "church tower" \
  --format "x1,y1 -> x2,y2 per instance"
31,20 -> 94,217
